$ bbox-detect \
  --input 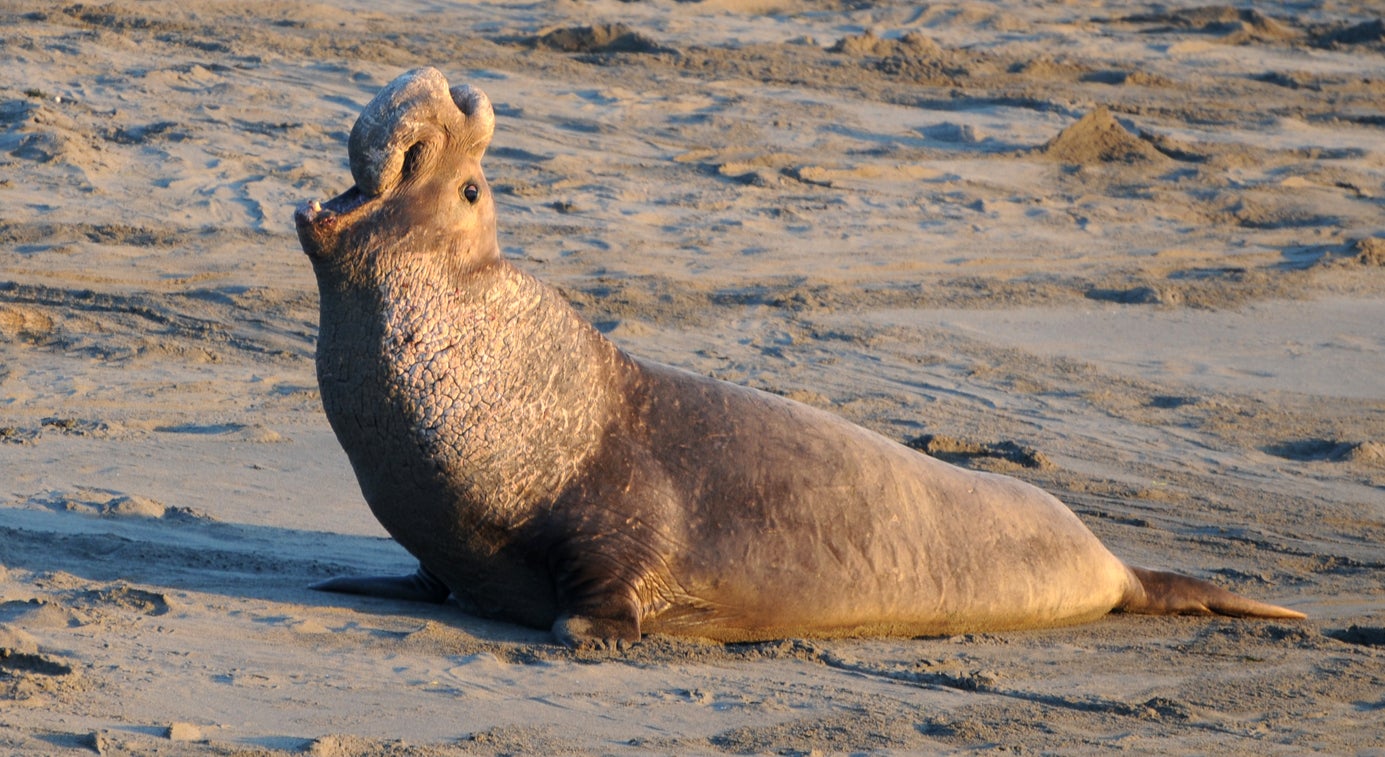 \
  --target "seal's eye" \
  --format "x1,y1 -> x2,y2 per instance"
462,183 -> 480,203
